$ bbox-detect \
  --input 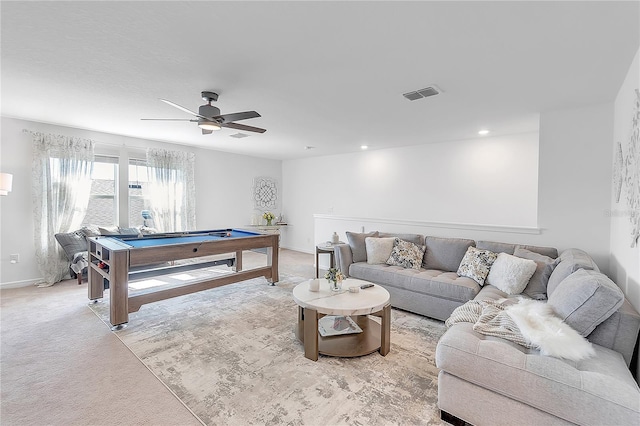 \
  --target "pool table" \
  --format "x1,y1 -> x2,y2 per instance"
87,229 -> 279,328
